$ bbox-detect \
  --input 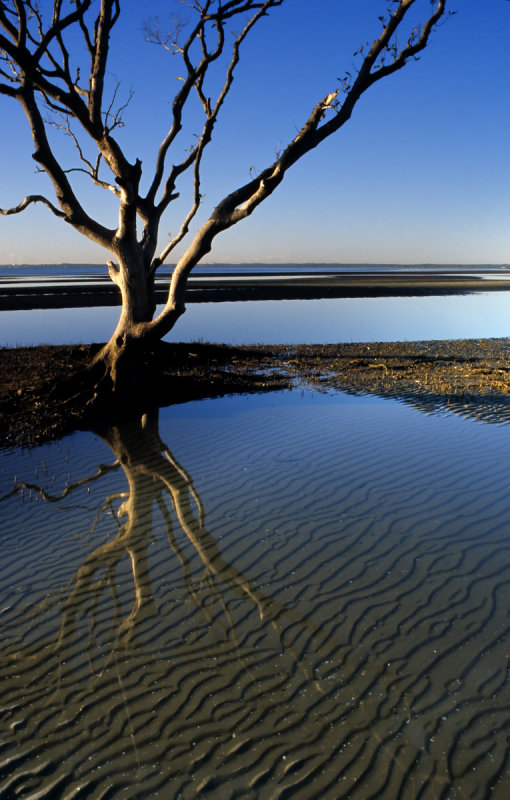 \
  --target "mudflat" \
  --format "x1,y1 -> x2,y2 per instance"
2,268 -> 510,309
2,338 -> 510,447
